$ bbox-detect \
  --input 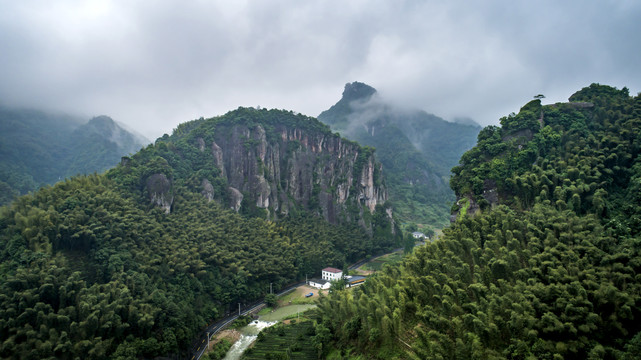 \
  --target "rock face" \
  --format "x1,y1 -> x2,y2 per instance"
201,179 -> 215,202
146,173 -> 173,214
202,115 -> 387,224
140,108 -> 389,226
